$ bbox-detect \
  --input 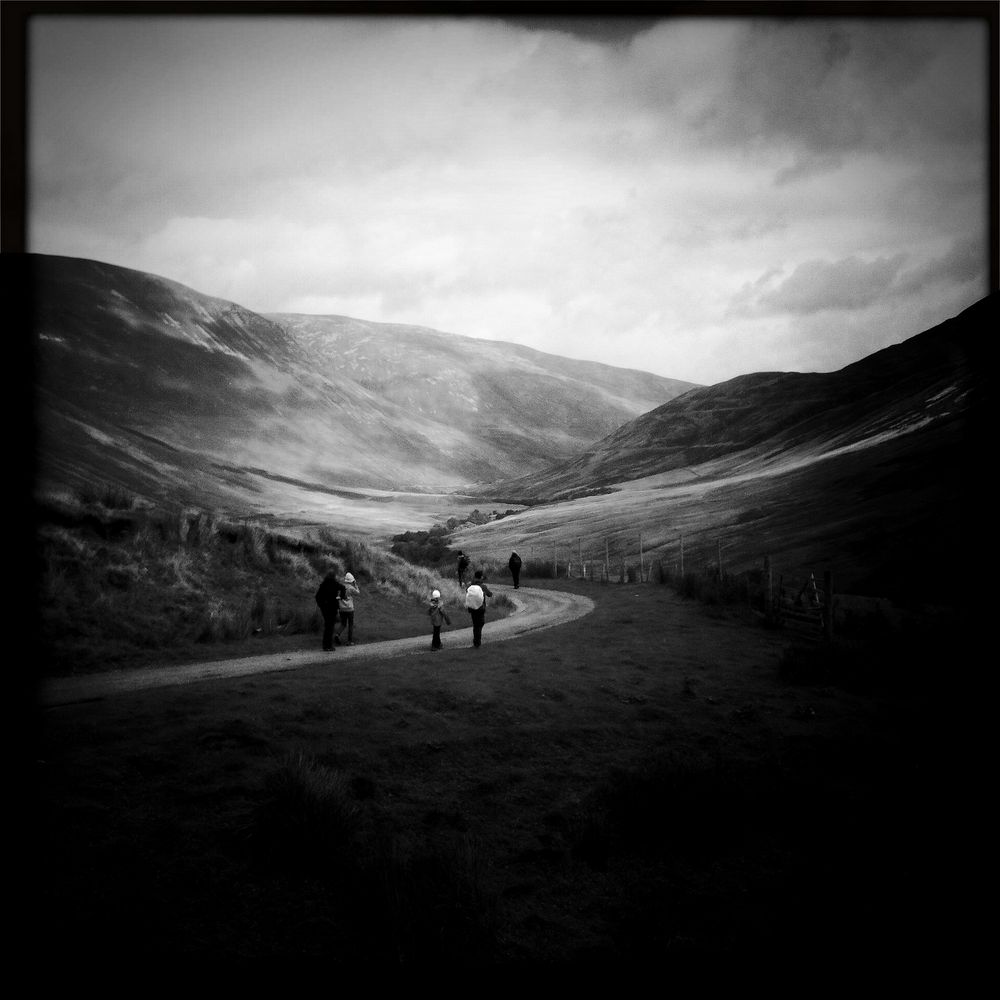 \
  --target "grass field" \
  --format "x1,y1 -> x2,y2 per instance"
28,576 -> 971,968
